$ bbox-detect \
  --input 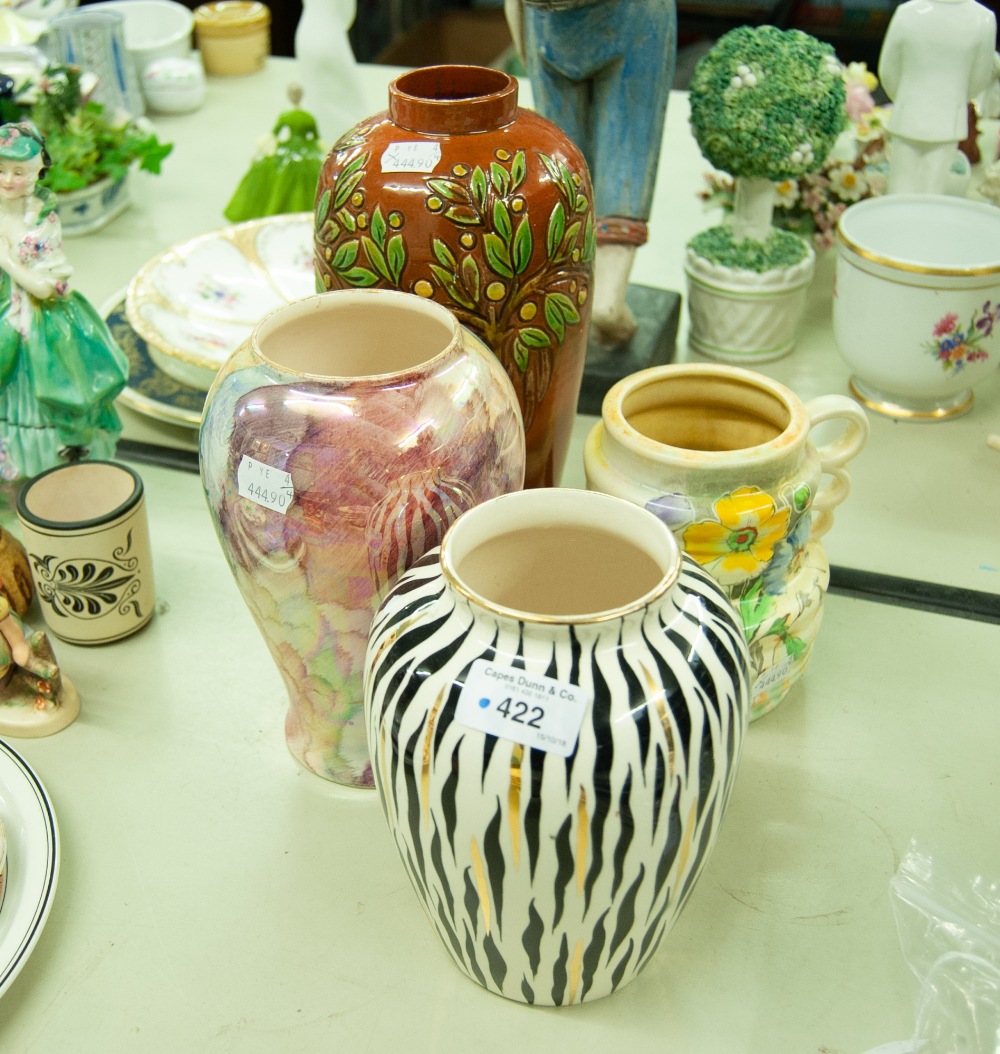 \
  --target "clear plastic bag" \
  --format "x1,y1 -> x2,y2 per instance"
867,839 -> 1000,1054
